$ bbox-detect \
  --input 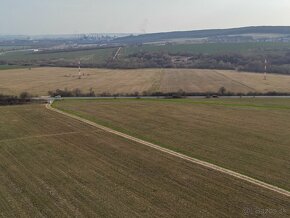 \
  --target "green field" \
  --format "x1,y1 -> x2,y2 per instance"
1,104 -> 289,217
0,47 -> 117,65
122,42 -> 290,56
0,65 -> 26,70
0,45 -> 31,52
54,98 -> 290,192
